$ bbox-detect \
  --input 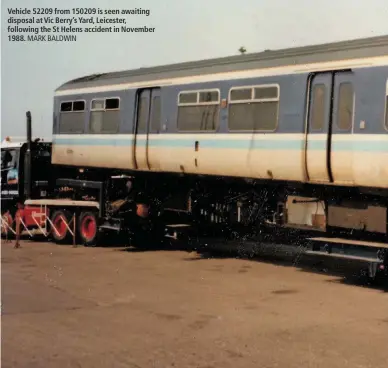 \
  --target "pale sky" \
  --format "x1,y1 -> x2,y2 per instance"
2,0 -> 388,139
